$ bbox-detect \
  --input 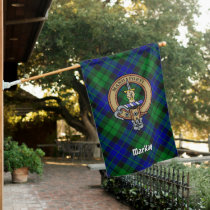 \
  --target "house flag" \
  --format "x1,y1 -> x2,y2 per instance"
80,43 -> 178,177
